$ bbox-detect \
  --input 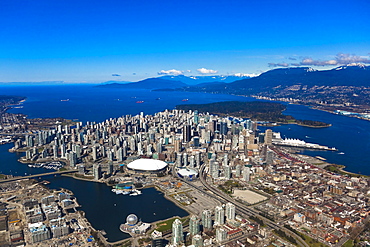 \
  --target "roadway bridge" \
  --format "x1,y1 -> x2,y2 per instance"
0,170 -> 78,183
